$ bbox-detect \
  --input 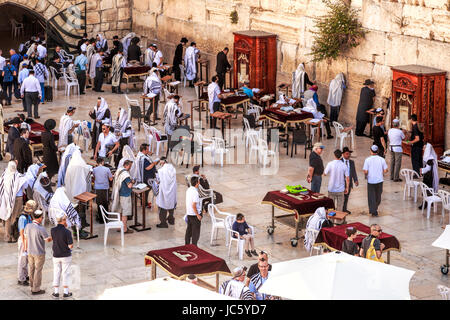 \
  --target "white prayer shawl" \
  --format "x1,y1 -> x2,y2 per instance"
111,168 -> 131,212
327,73 -> 345,107
135,151 -> 150,184
49,187 -> 81,228
302,99 -> 324,120
0,161 -> 27,221
117,145 -> 139,180
89,53 -> 101,79
276,93 -> 287,104
156,163 -> 177,210
65,149 -> 92,202
304,207 -> 327,252
111,53 -> 124,87
58,114 -> 74,147
86,44 -> 95,70
121,32 -> 135,57
163,100 -> 180,135
292,63 -> 306,98
184,46 -> 198,81
144,48 -> 155,66
33,172 -> 53,212
57,143 -> 79,187
220,279 -> 253,300
24,164 -> 41,190
96,34 -> 107,50
144,69 -> 162,95
26,43 -> 36,57
208,82 -> 220,114
423,143 -> 439,192
95,97 -> 111,125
